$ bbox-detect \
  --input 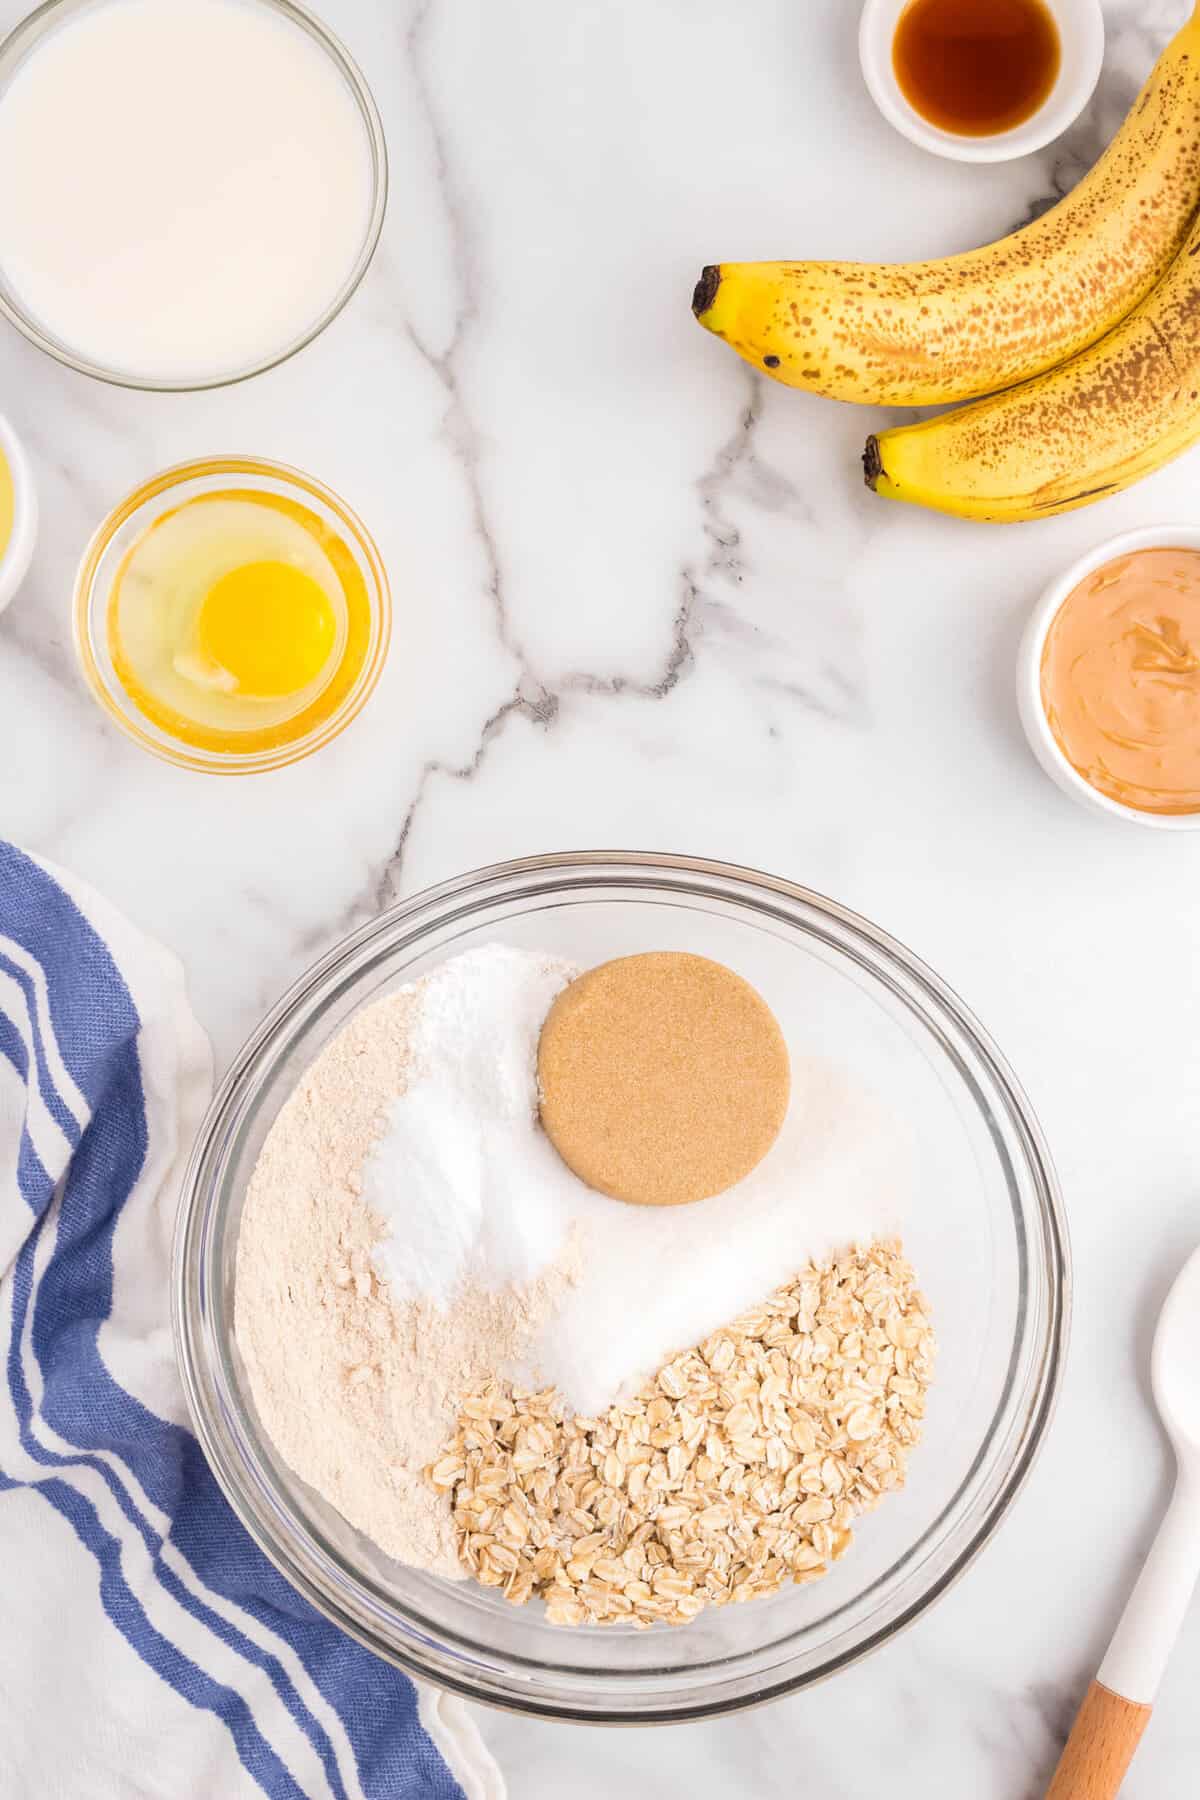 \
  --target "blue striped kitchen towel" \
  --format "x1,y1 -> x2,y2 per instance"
0,842 -> 503,1800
